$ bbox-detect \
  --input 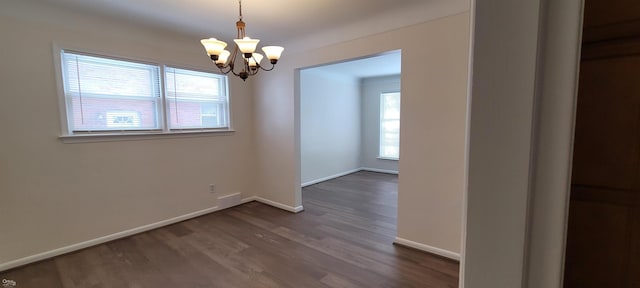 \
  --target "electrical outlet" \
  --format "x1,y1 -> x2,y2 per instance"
209,184 -> 216,193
